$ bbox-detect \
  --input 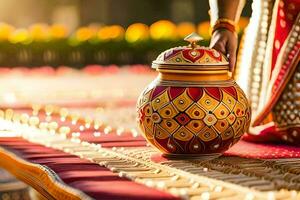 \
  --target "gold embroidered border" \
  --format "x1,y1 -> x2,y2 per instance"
0,145 -> 92,200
